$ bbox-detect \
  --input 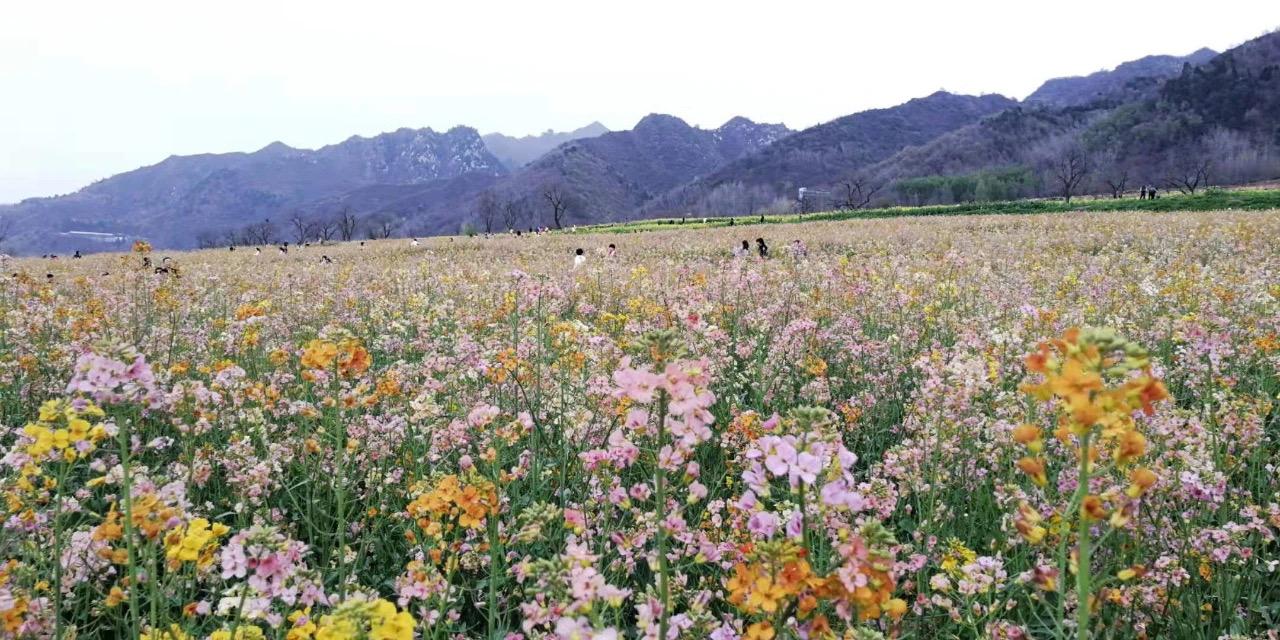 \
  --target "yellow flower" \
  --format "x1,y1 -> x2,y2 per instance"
885,597 -> 908,618
139,623 -> 190,640
745,621 -> 775,640
314,597 -> 414,640
300,340 -> 339,370
209,626 -> 266,640
165,518 -> 229,568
